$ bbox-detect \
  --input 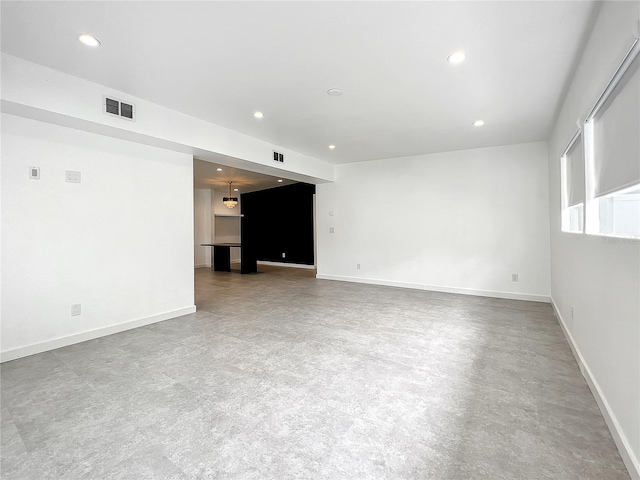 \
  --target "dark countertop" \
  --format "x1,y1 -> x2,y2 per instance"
200,243 -> 242,247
